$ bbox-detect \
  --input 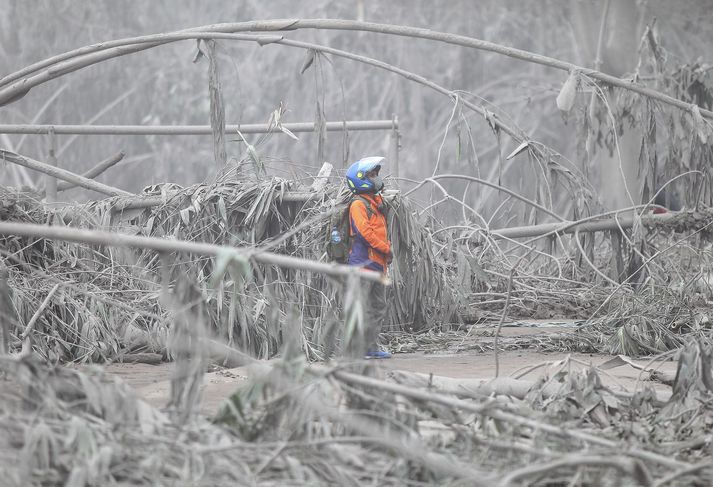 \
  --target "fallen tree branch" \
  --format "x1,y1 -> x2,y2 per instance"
388,370 -> 560,400
0,221 -> 387,283
491,208 -> 708,240
0,149 -> 131,197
